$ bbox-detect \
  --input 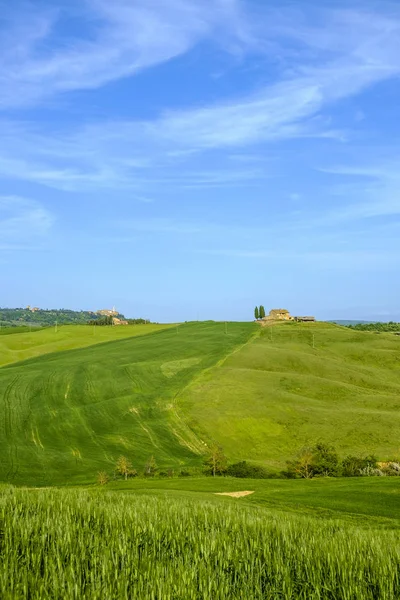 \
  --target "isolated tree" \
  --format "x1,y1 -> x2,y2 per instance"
144,455 -> 158,477
116,455 -> 132,480
203,444 -> 227,477
286,447 -> 314,479
312,443 -> 340,477
259,305 -> 266,319
97,471 -> 109,486
254,306 -> 259,320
